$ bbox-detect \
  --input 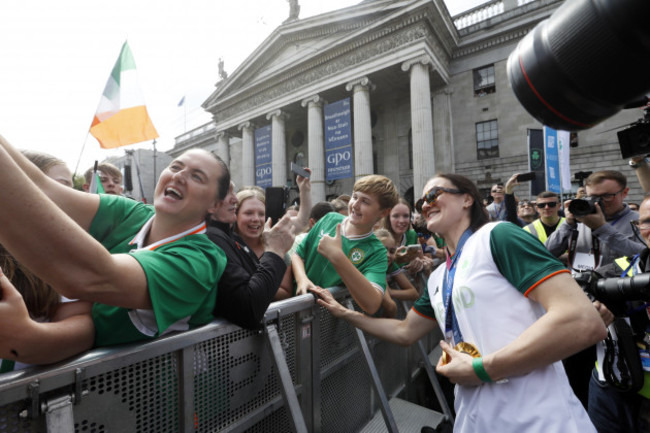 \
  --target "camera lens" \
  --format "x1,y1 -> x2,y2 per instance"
507,0 -> 650,131
568,198 -> 594,217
